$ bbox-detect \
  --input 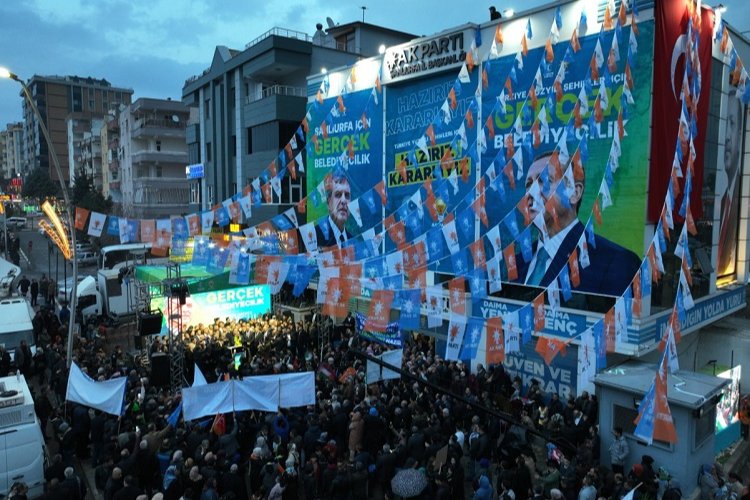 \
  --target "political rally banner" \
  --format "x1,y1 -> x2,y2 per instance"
355,311 -> 403,347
